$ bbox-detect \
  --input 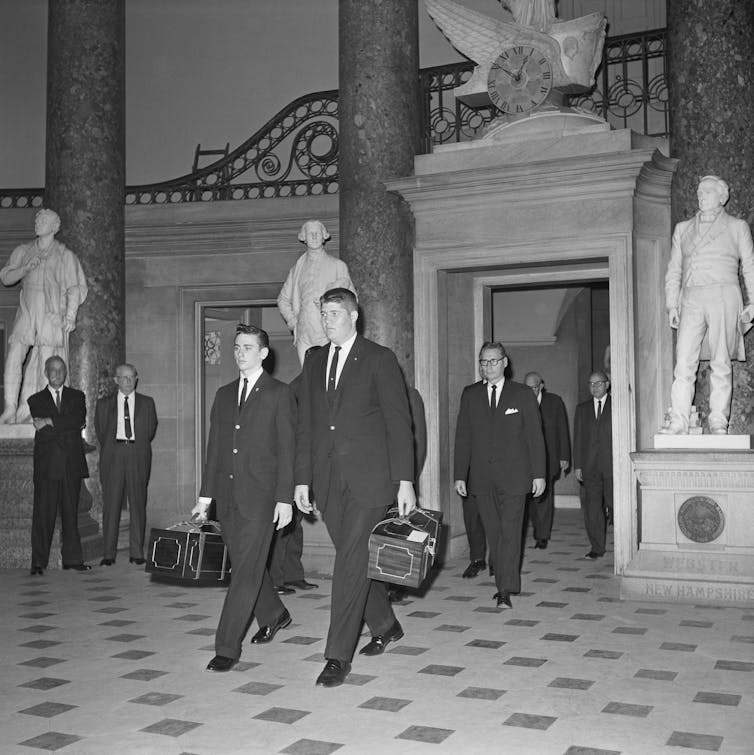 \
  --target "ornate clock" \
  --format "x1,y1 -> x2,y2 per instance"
487,45 -> 553,115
